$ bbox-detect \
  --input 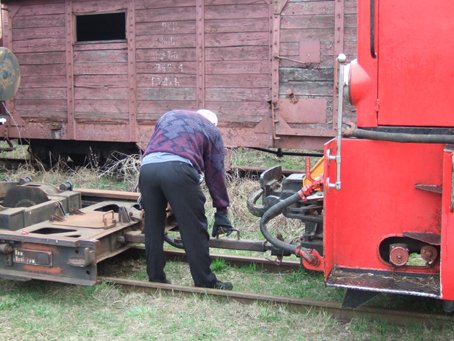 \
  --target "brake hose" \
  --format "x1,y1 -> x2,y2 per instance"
259,192 -> 301,255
